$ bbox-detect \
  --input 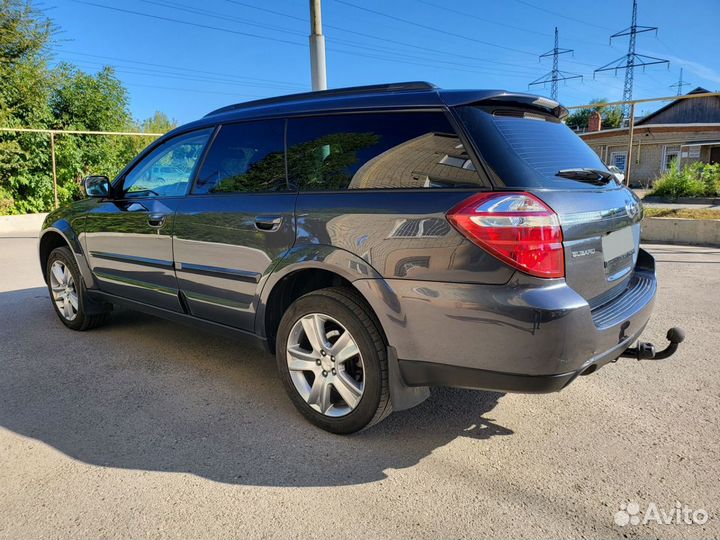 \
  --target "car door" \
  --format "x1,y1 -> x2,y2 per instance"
173,119 -> 296,330
84,128 -> 213,311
